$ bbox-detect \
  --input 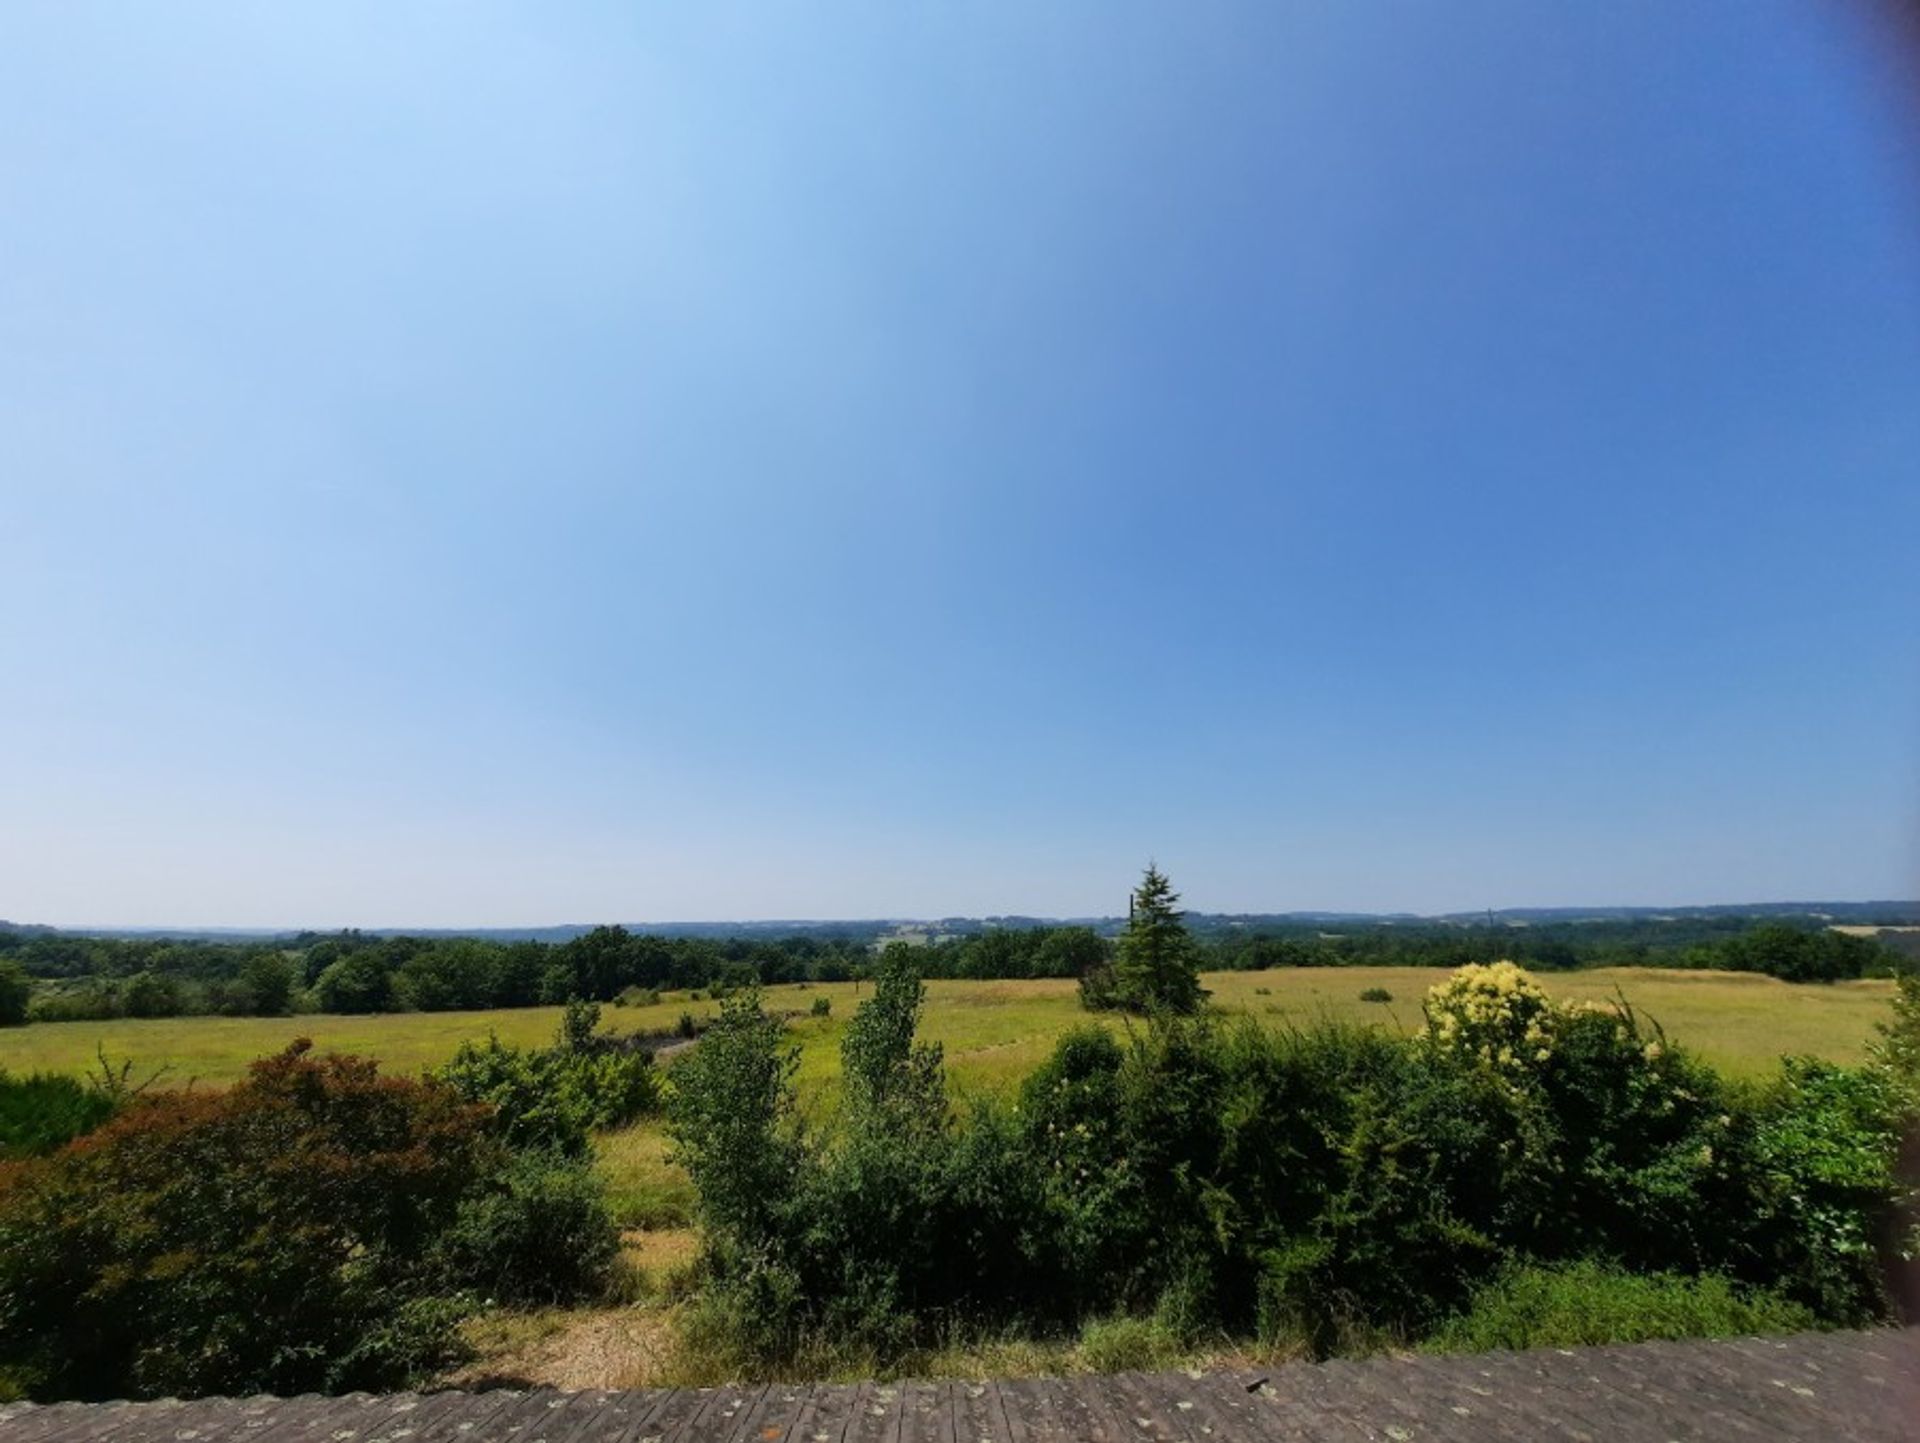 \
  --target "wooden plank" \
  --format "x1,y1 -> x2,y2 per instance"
623,1388 -> 712,1443
760,1384 -> 831,1443
1095,1375 -> 1195,1443
838,1380 -> 900,1443
470,1387 -> 578,1443
784,1381 -> 870,1443
947,1383 -> 1003,1443
984,1379 -> 1055,1443
195,1394 -> 363,1443
600,1388 -> 682,1443
1461,1349 -> 1667,1443
673,1385 -> 767,1443
534,1390 -> 629,1443
406,1388 -> 527,1443
892,1381 -> 951,1443
1315,1355 -> 1485,1443
714,1380 -> 812,1443
1121,1372 -> 1248,1443
1023,1376 -> 1114,1443
67,1396 -> 309,1443
1054,1377 -> 1140,1443
0,1401 -> 137,1443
